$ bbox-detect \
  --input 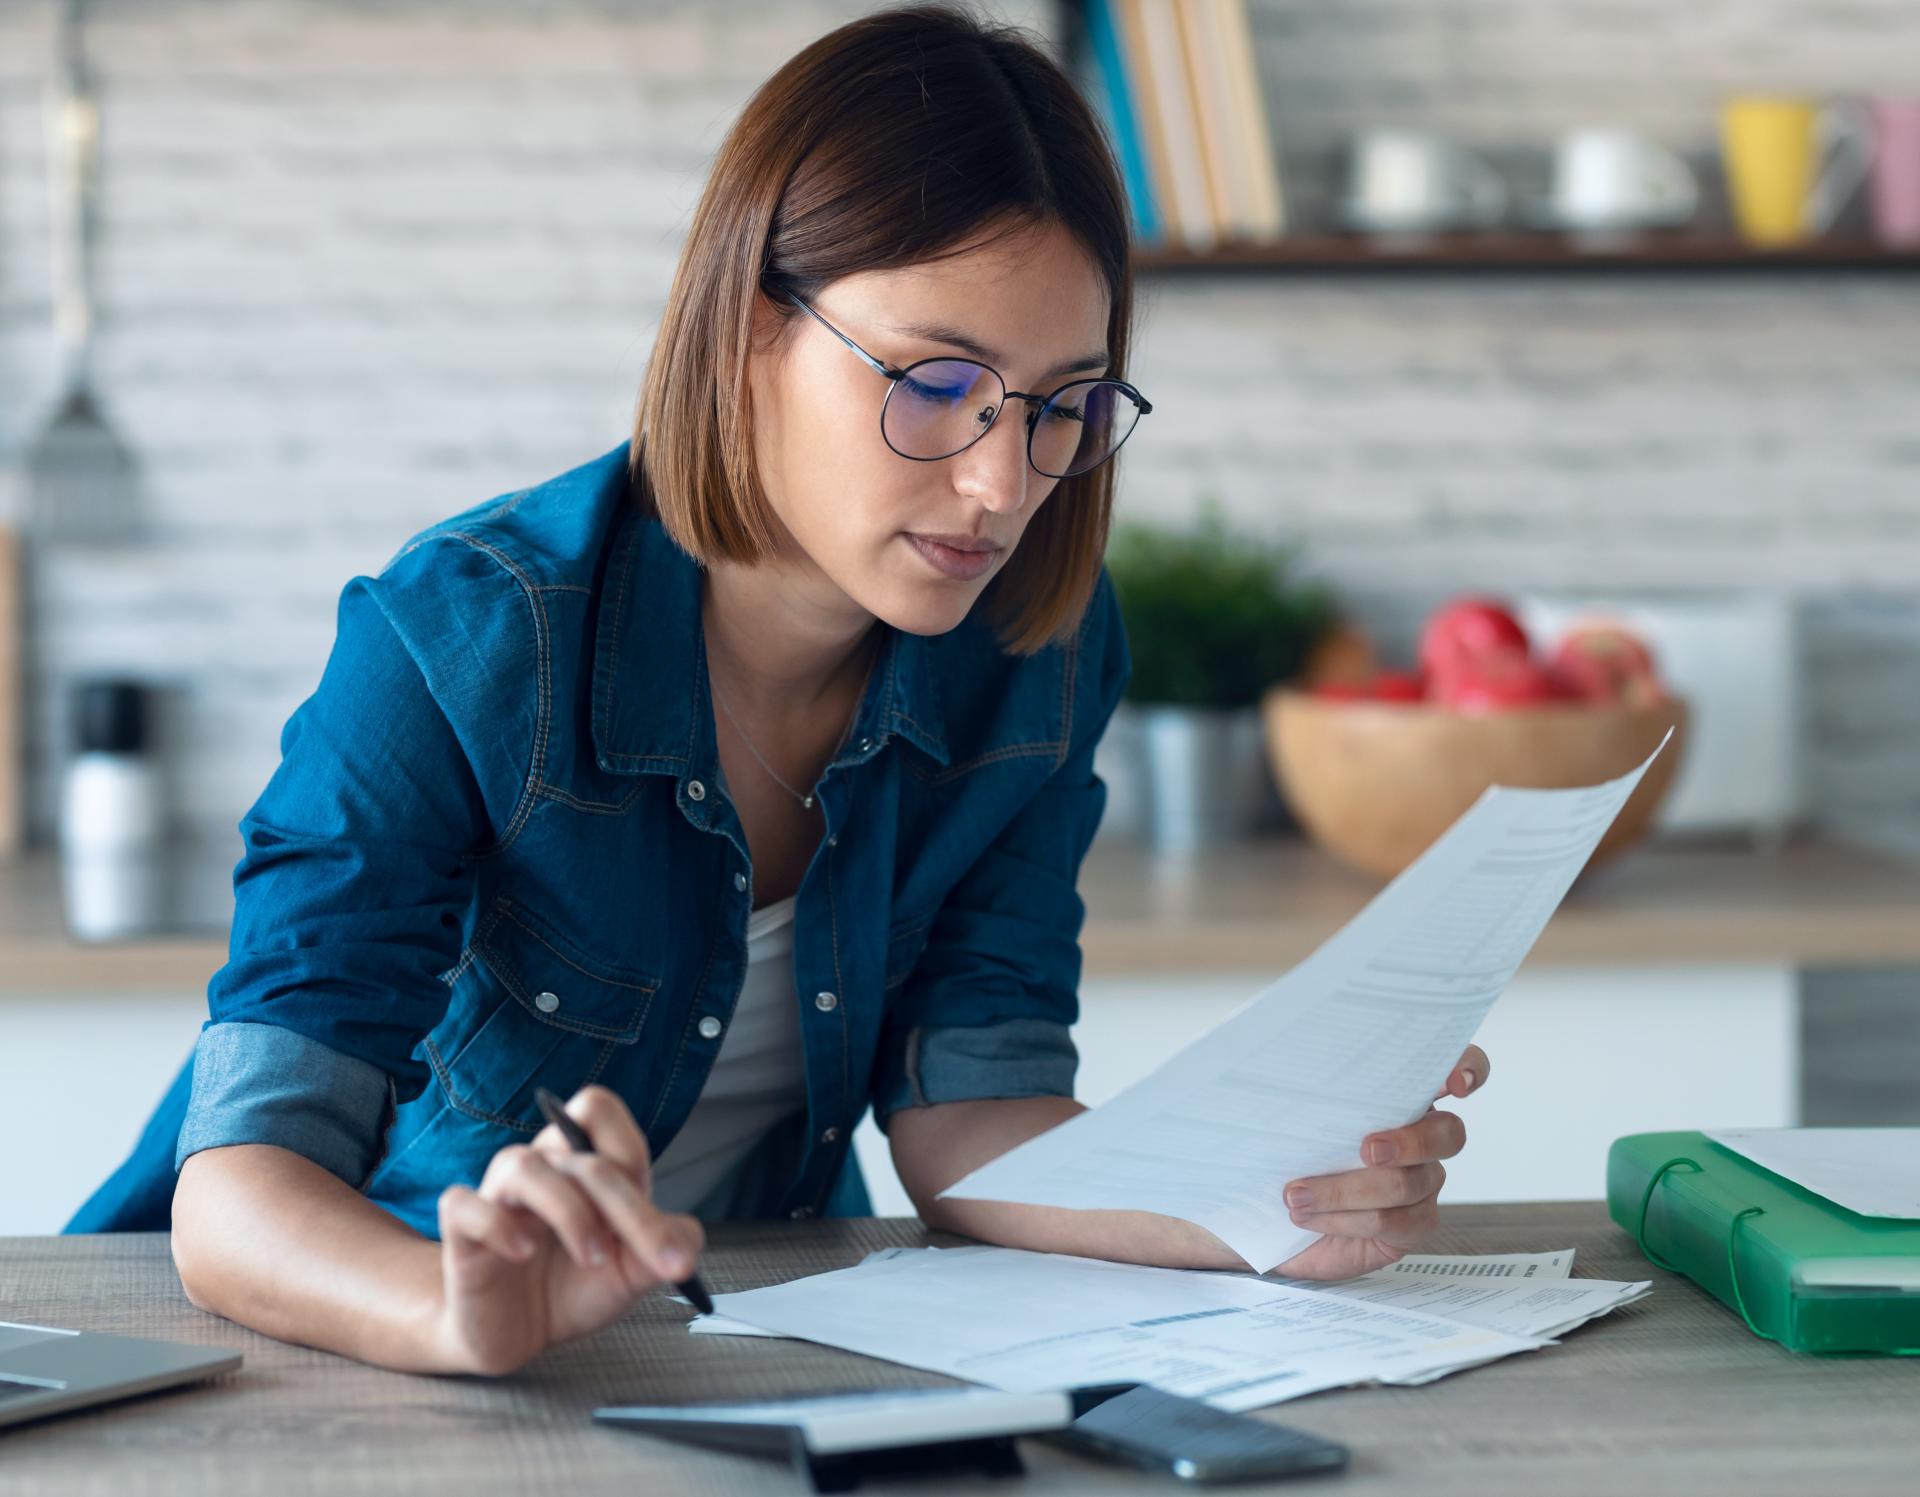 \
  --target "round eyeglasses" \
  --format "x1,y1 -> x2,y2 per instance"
783,292 -> 1152,479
